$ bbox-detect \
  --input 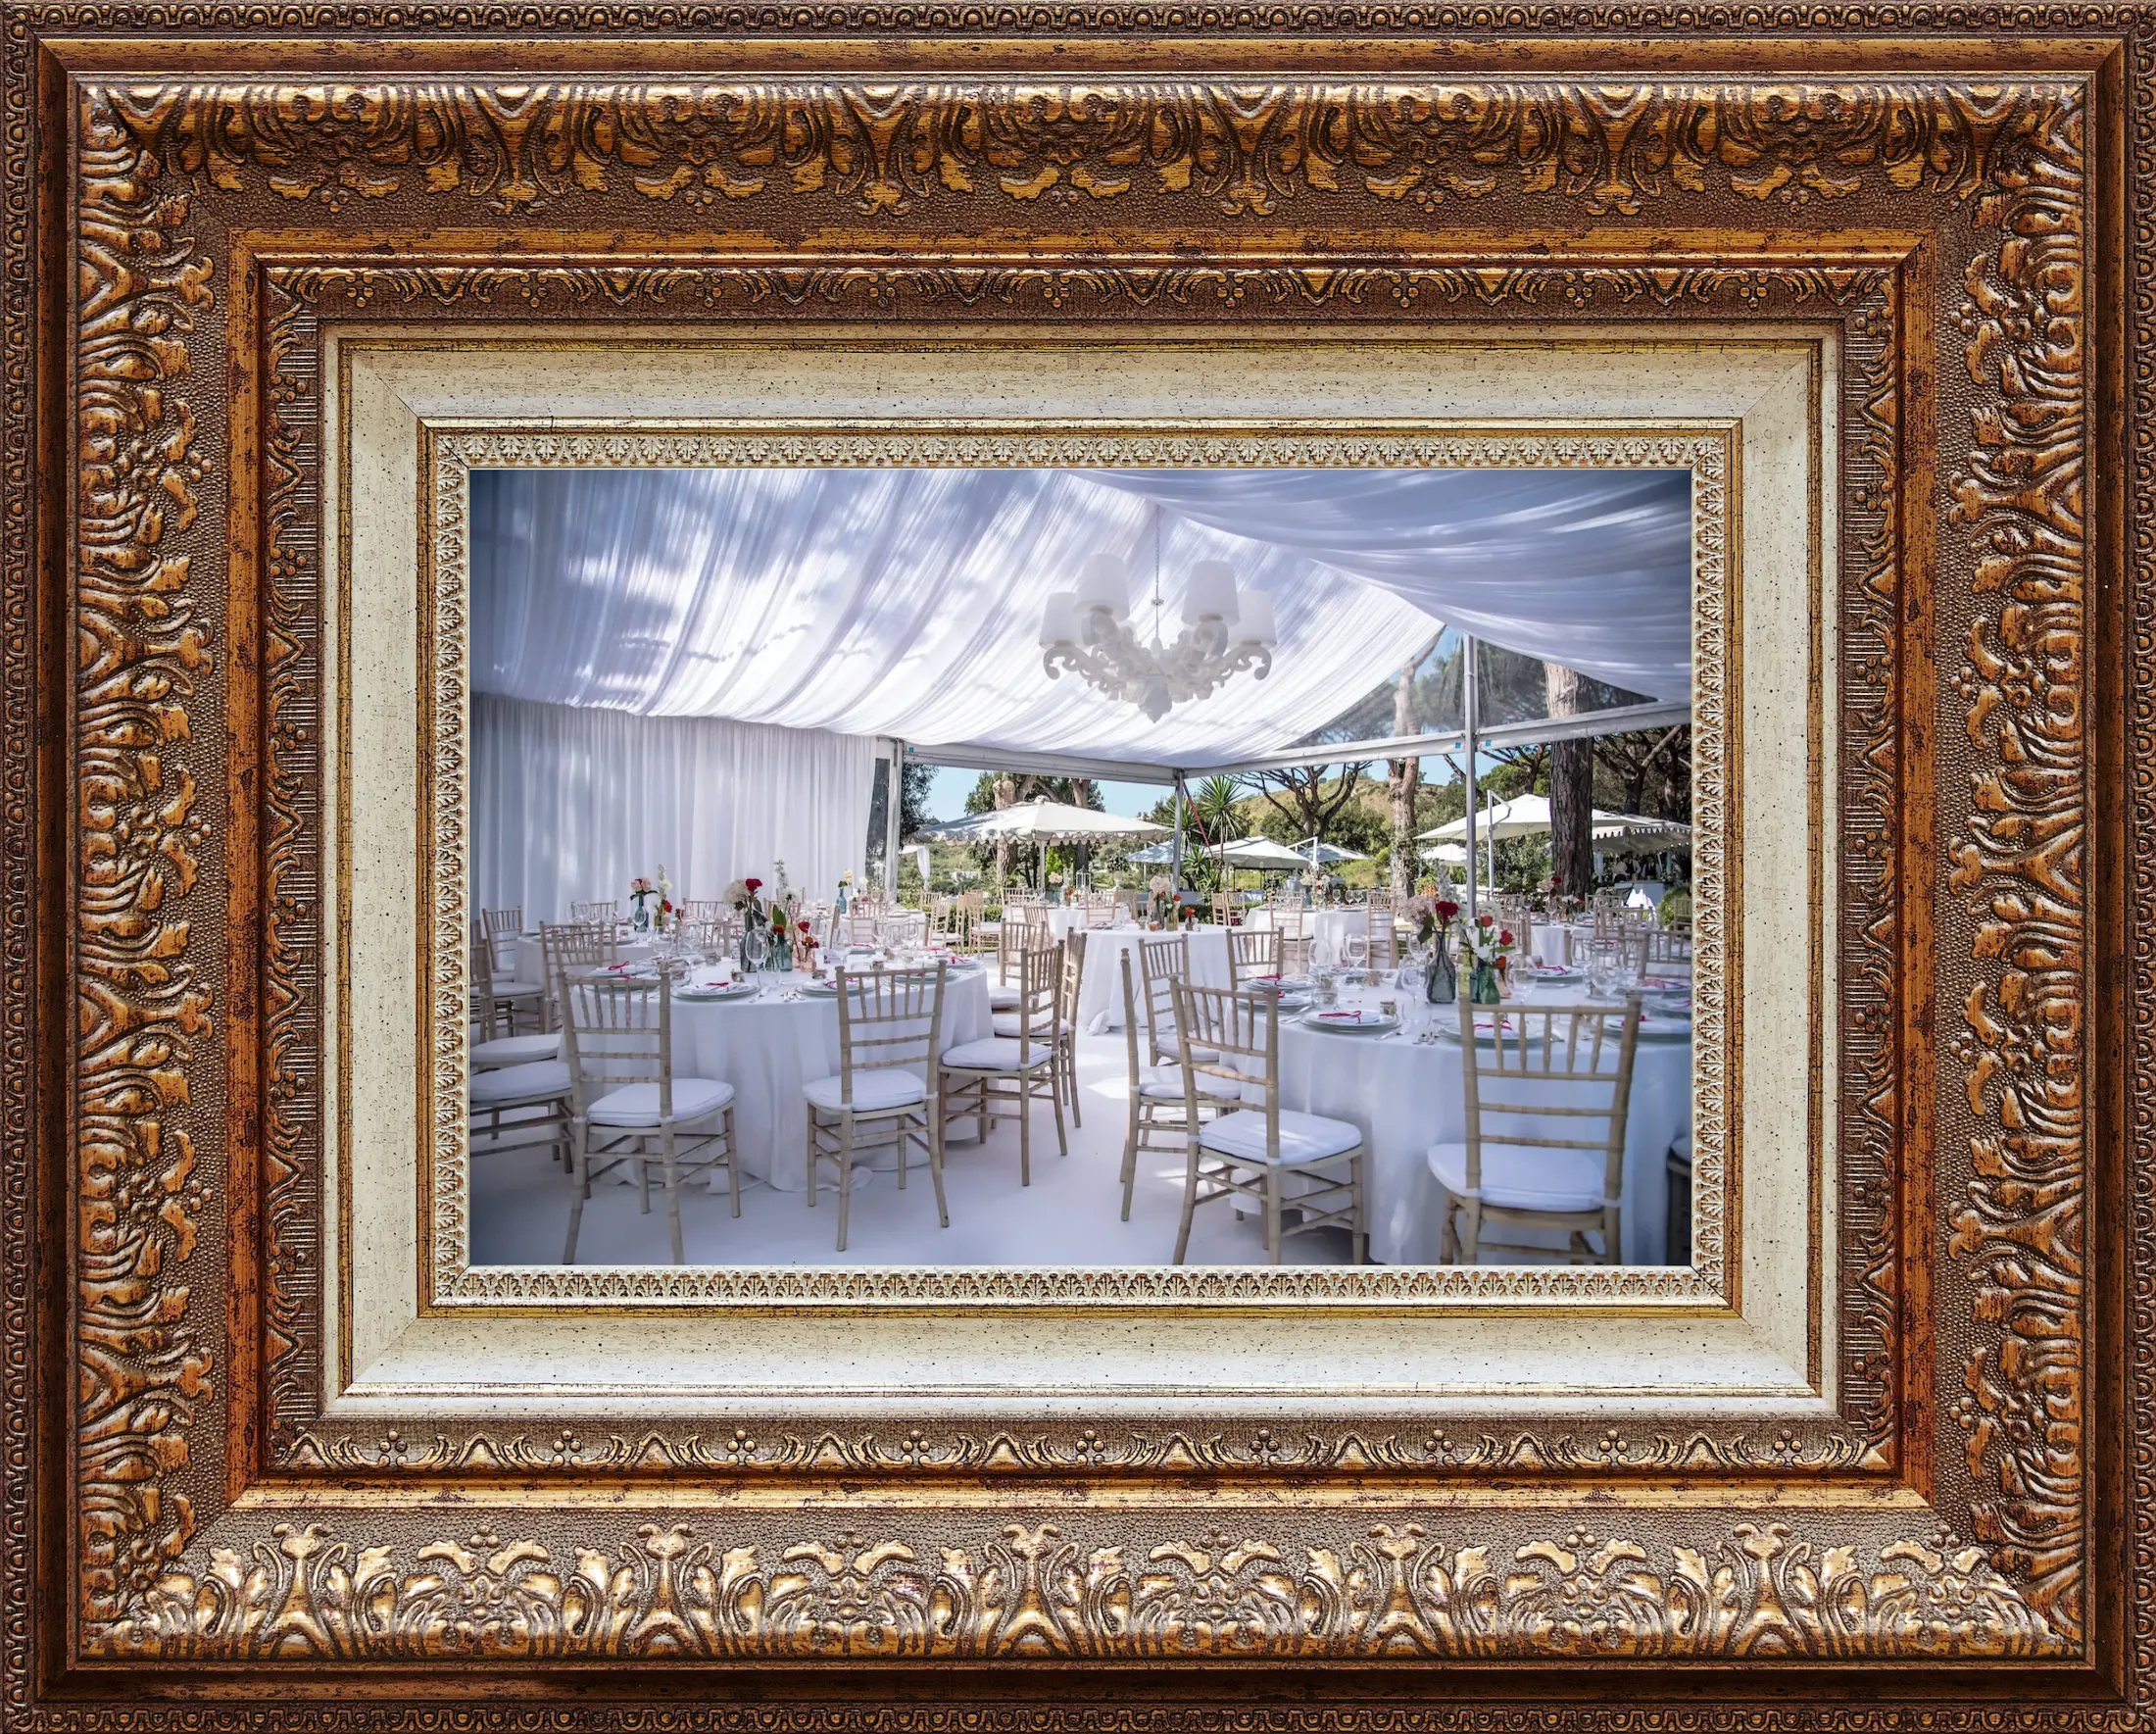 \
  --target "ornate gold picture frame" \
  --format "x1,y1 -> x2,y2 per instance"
7,13 -> 2141,1726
